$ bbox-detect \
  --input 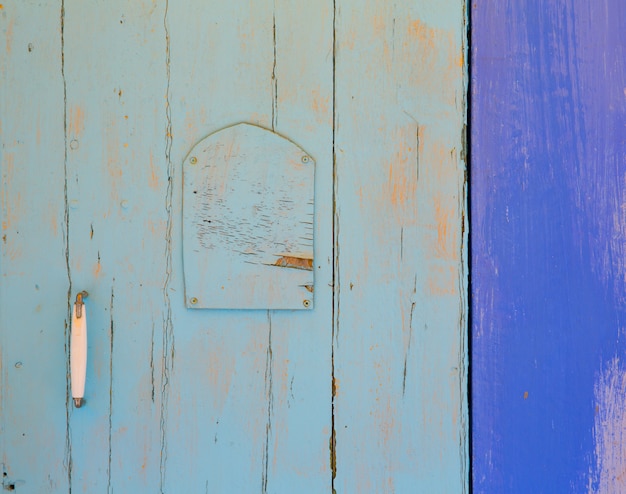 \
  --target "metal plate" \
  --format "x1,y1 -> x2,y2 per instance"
183,123 -> 314,309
